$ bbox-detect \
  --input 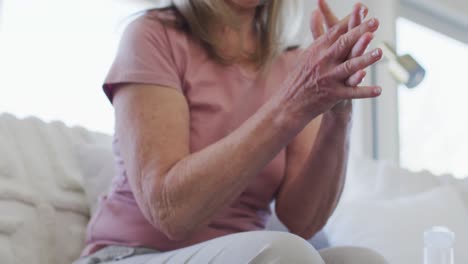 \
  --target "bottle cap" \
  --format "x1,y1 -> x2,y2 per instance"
424,226 -> 455,248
